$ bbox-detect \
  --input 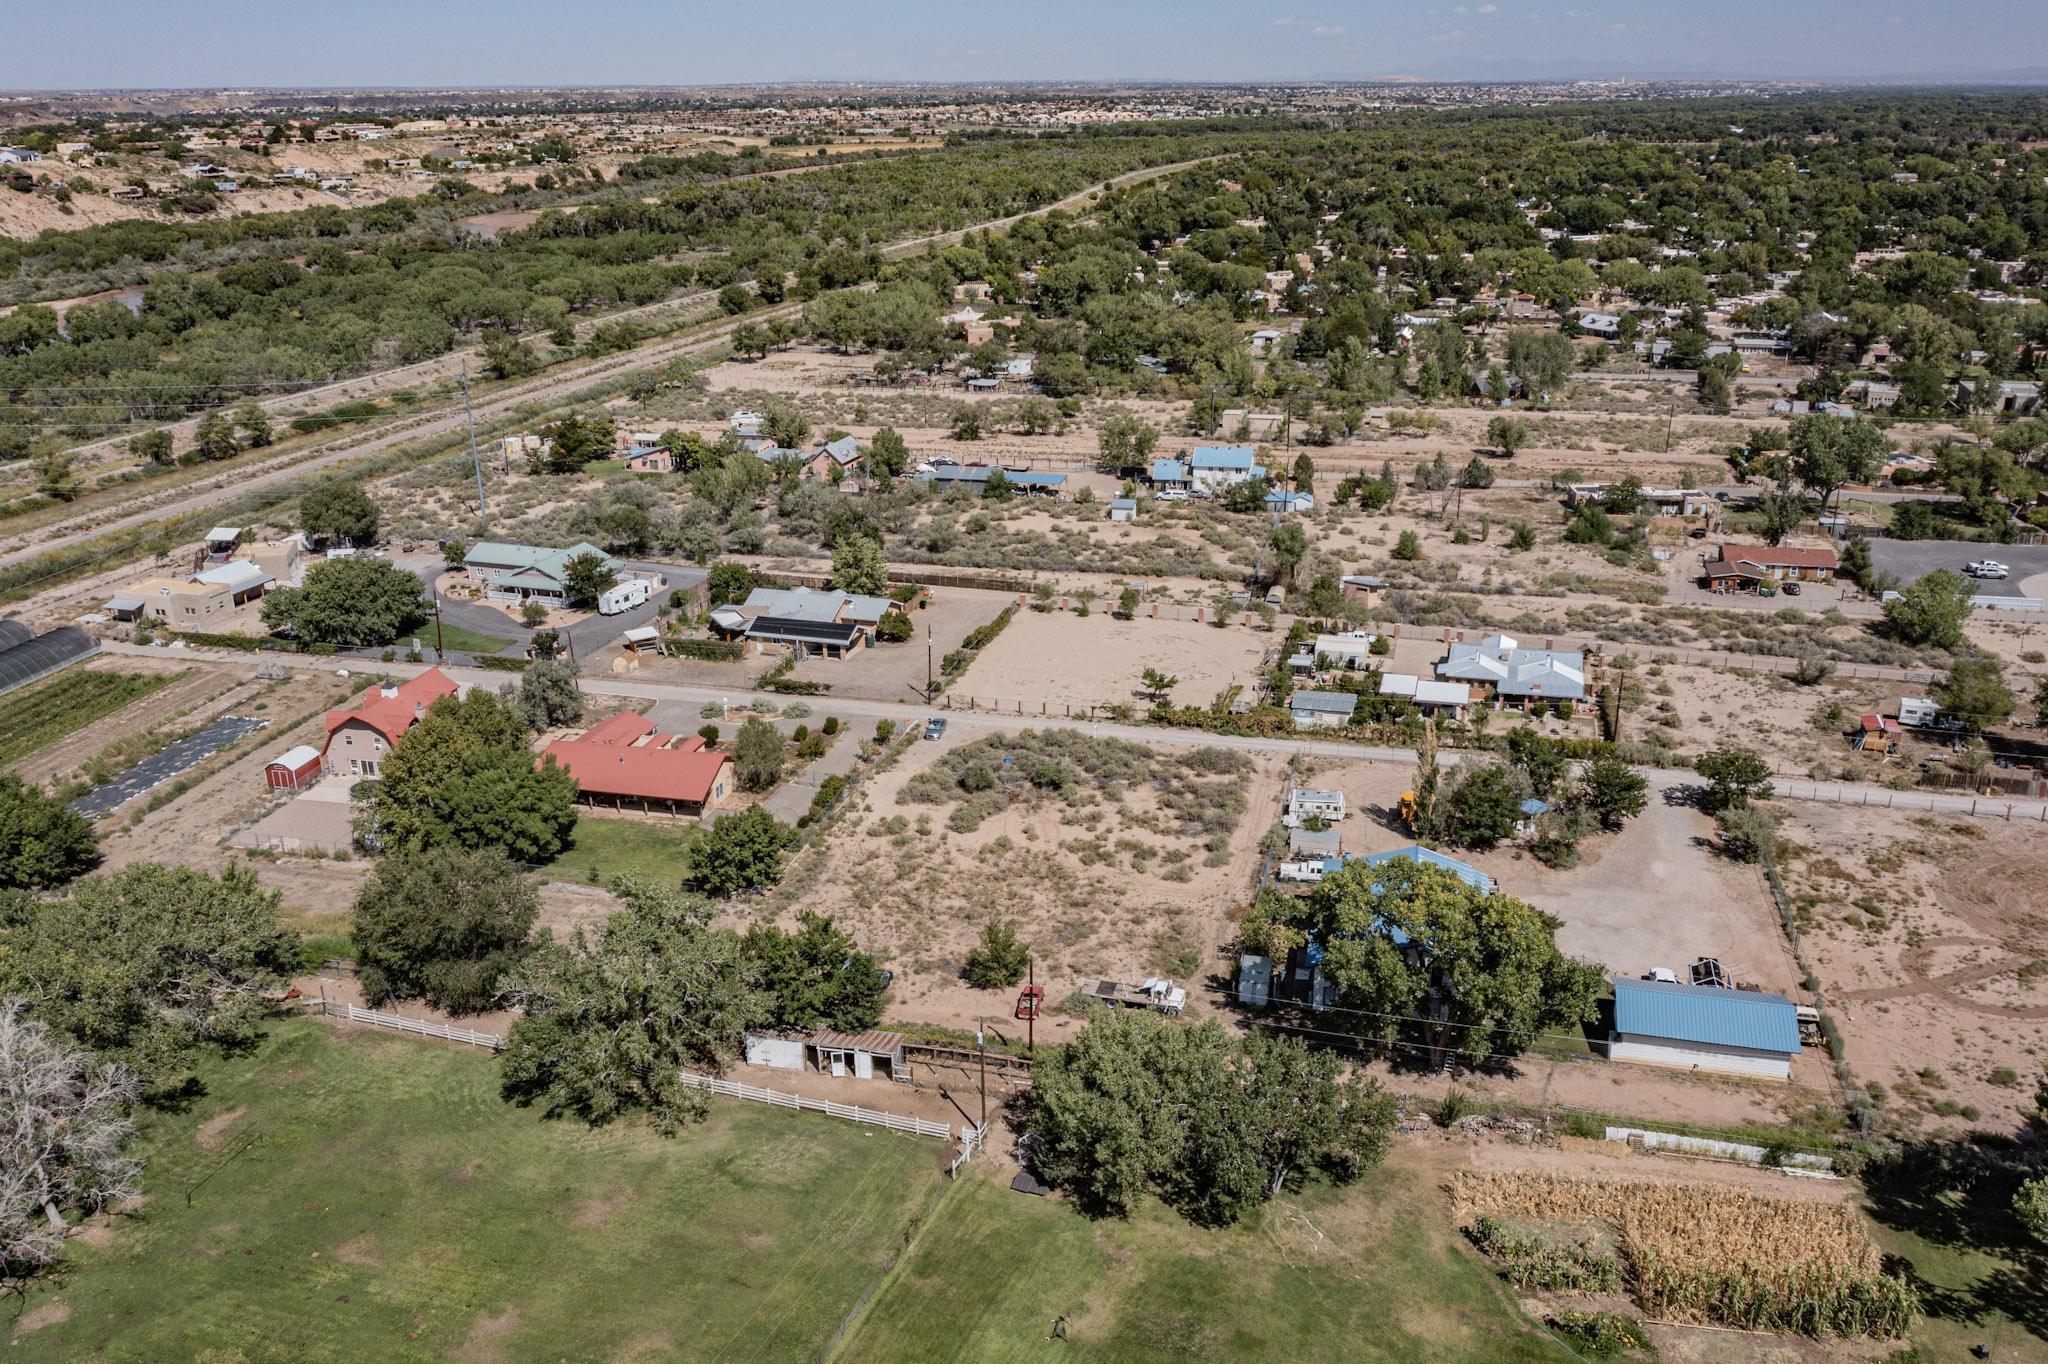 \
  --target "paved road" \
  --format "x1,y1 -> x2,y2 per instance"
1,156 -> 1222,579
69,713 -> 269,818
1869,538 -> 2048,599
